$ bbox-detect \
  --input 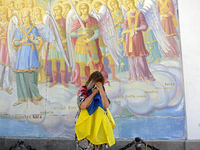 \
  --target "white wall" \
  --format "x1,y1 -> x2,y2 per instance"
179,0 -> 200,140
